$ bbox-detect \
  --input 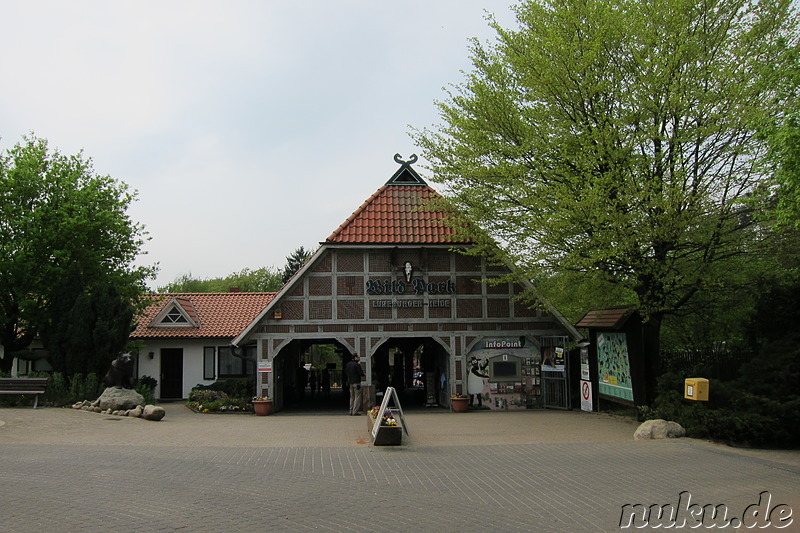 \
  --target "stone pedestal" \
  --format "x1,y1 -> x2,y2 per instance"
97,387 -> 145,411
